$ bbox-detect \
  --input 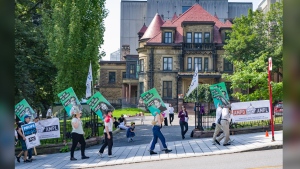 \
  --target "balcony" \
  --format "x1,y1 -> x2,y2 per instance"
123,72 -> 138,84
183,43 -> 214,50
178,68 -> 221,78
